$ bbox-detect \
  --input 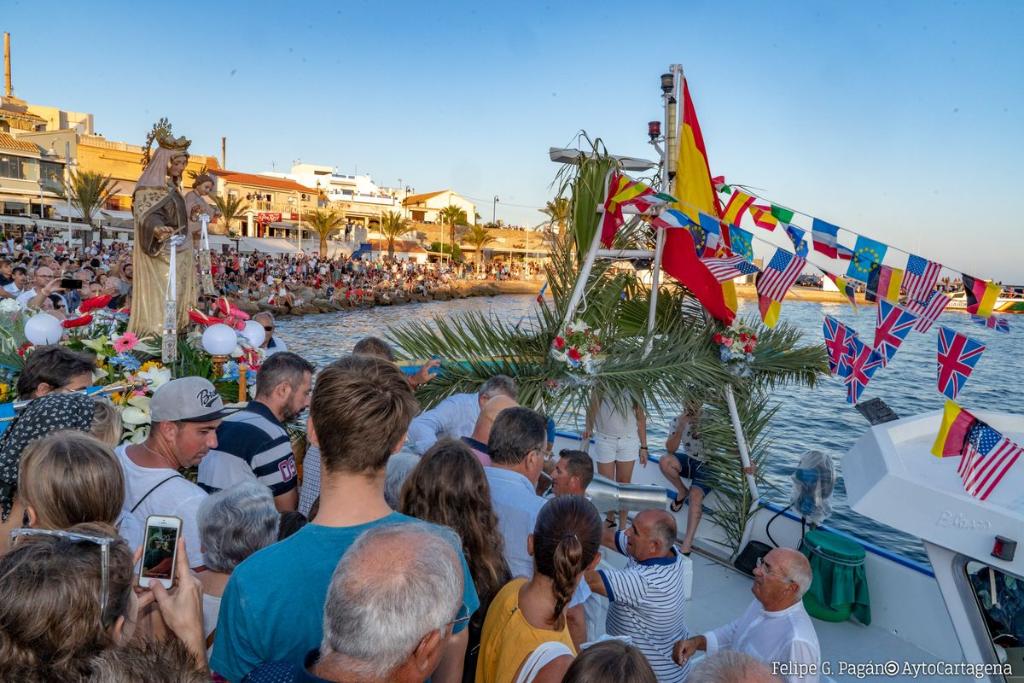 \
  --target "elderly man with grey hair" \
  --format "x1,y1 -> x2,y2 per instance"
241,522 -> 464,683
688,650 -> 781,682
197,481 -> 280,645
673,547 -> 820,683
253,311 -> 288,356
